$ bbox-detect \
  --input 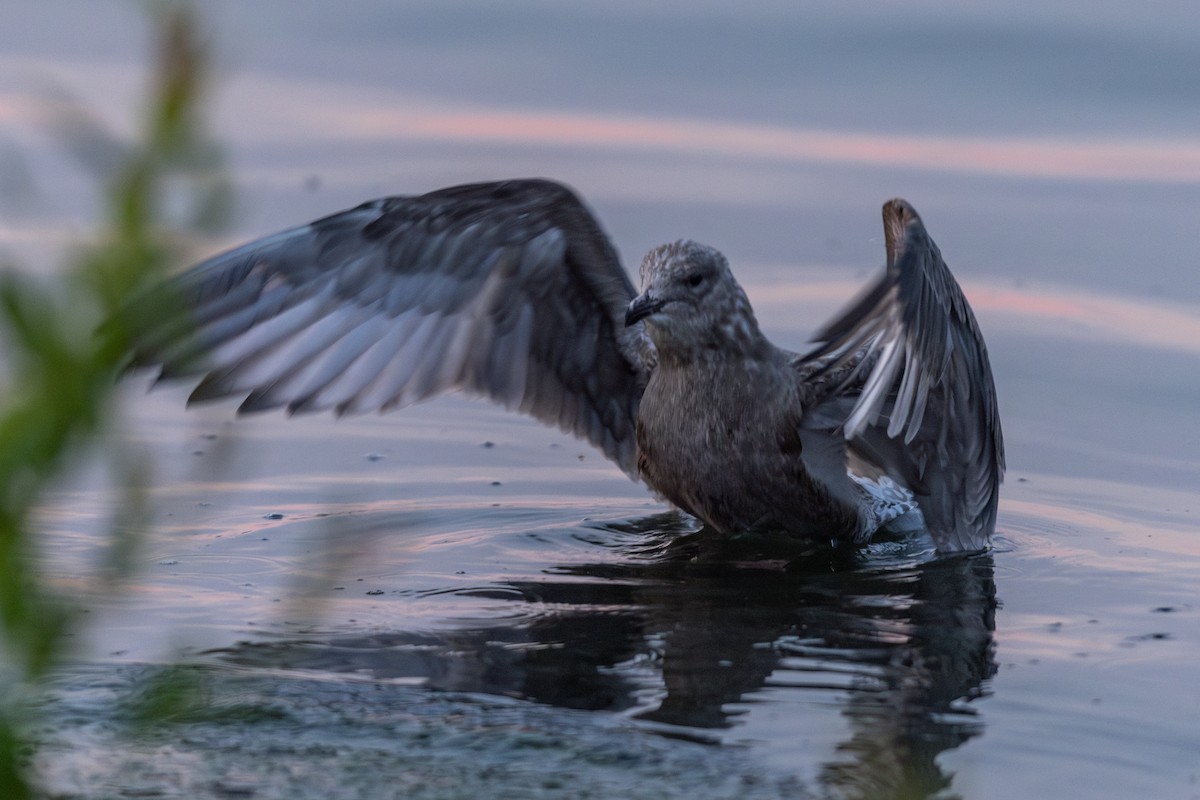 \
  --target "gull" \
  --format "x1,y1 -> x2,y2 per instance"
124,179 -> 1004,553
